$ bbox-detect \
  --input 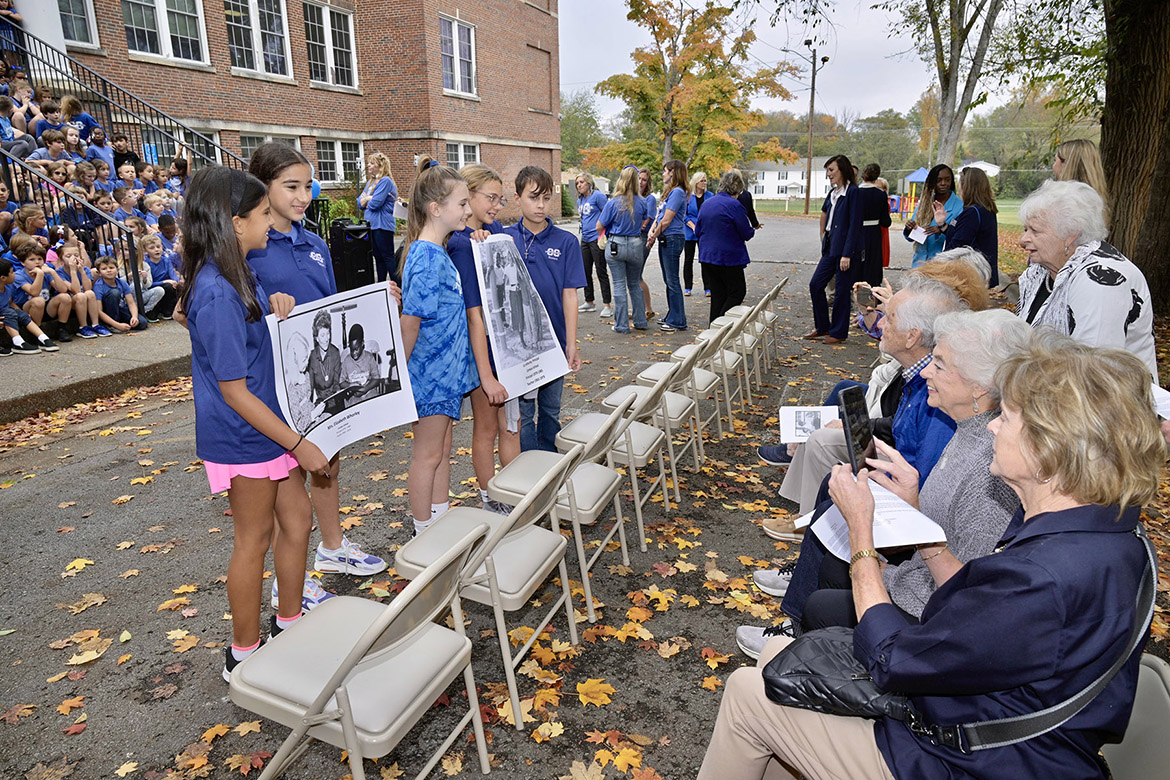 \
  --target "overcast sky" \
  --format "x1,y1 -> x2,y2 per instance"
558,1 -> 942,125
